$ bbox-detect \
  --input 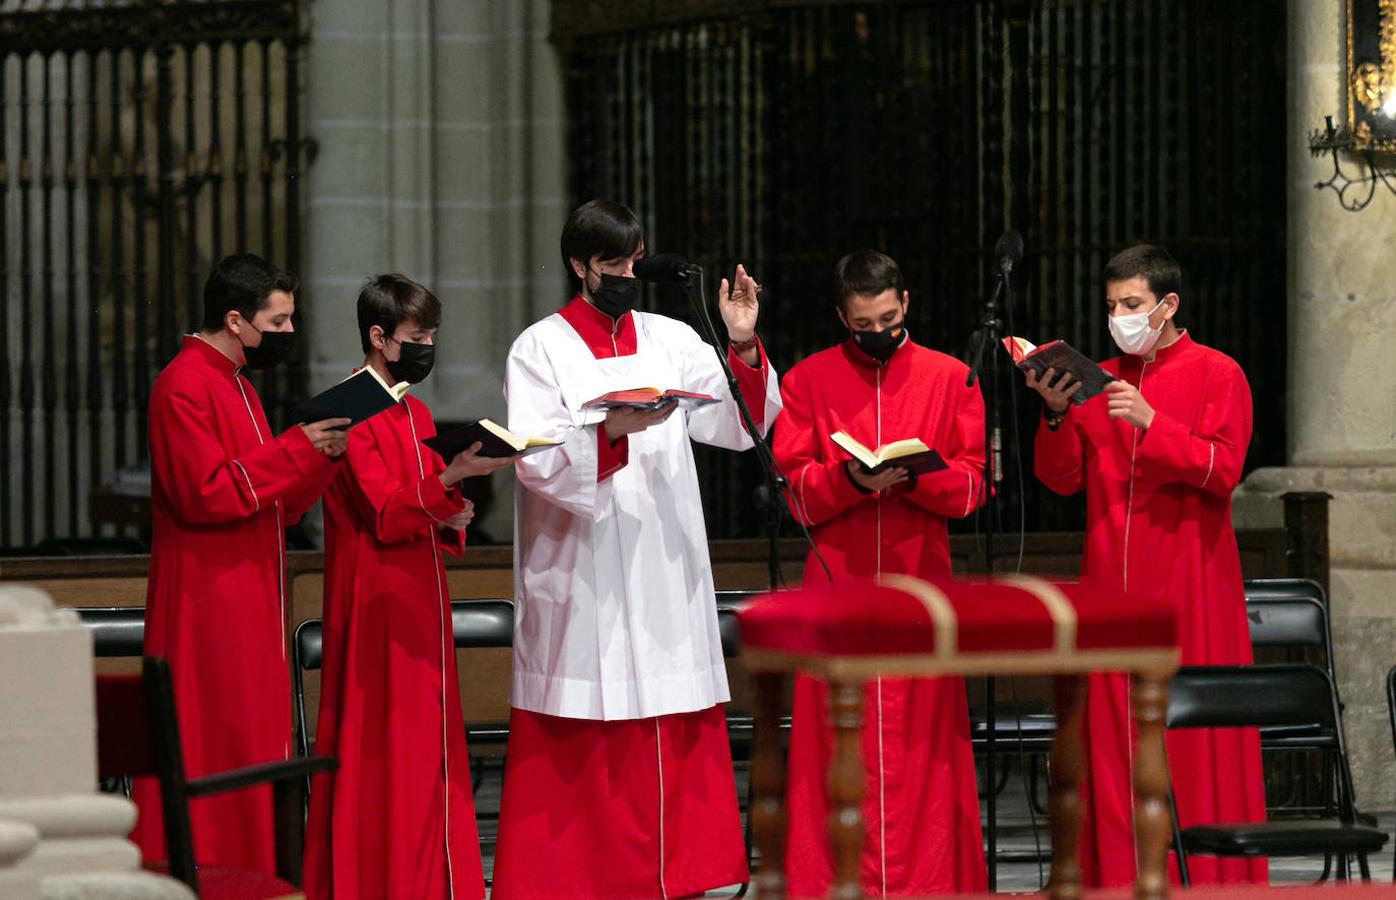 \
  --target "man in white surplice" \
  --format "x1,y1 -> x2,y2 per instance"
490,199 -> 780,900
